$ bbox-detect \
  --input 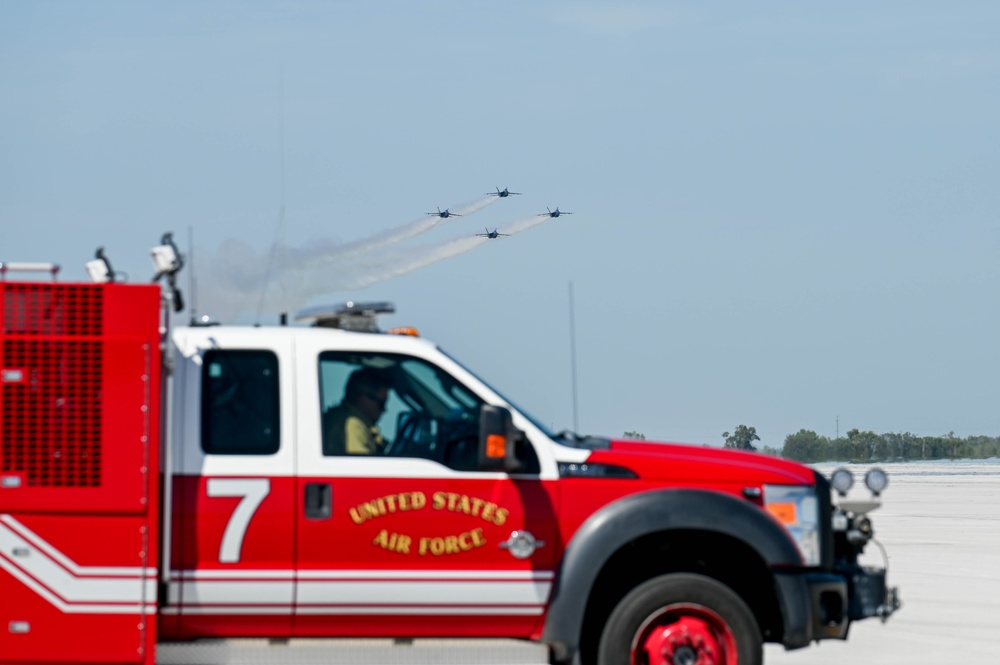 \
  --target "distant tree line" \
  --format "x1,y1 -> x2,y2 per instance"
781,428 -> 1000,463
625,424 -> 1000,462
